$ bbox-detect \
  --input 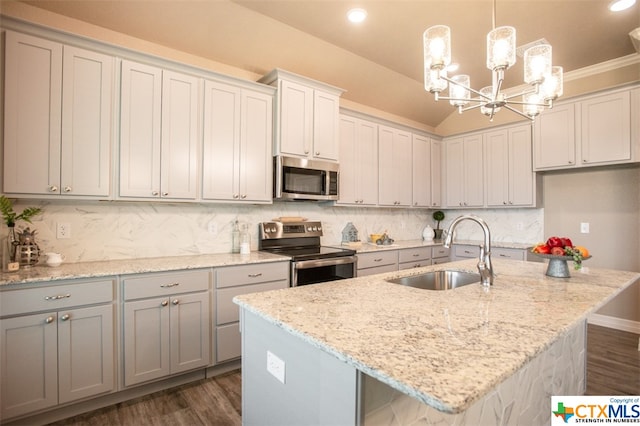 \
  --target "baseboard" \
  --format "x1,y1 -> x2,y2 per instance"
588,313 -> 640,334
